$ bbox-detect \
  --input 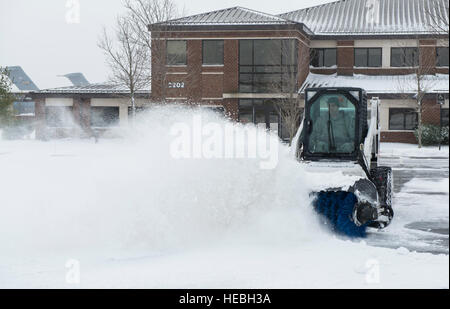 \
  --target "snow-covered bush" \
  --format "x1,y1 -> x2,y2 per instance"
415,124 -> 449,146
